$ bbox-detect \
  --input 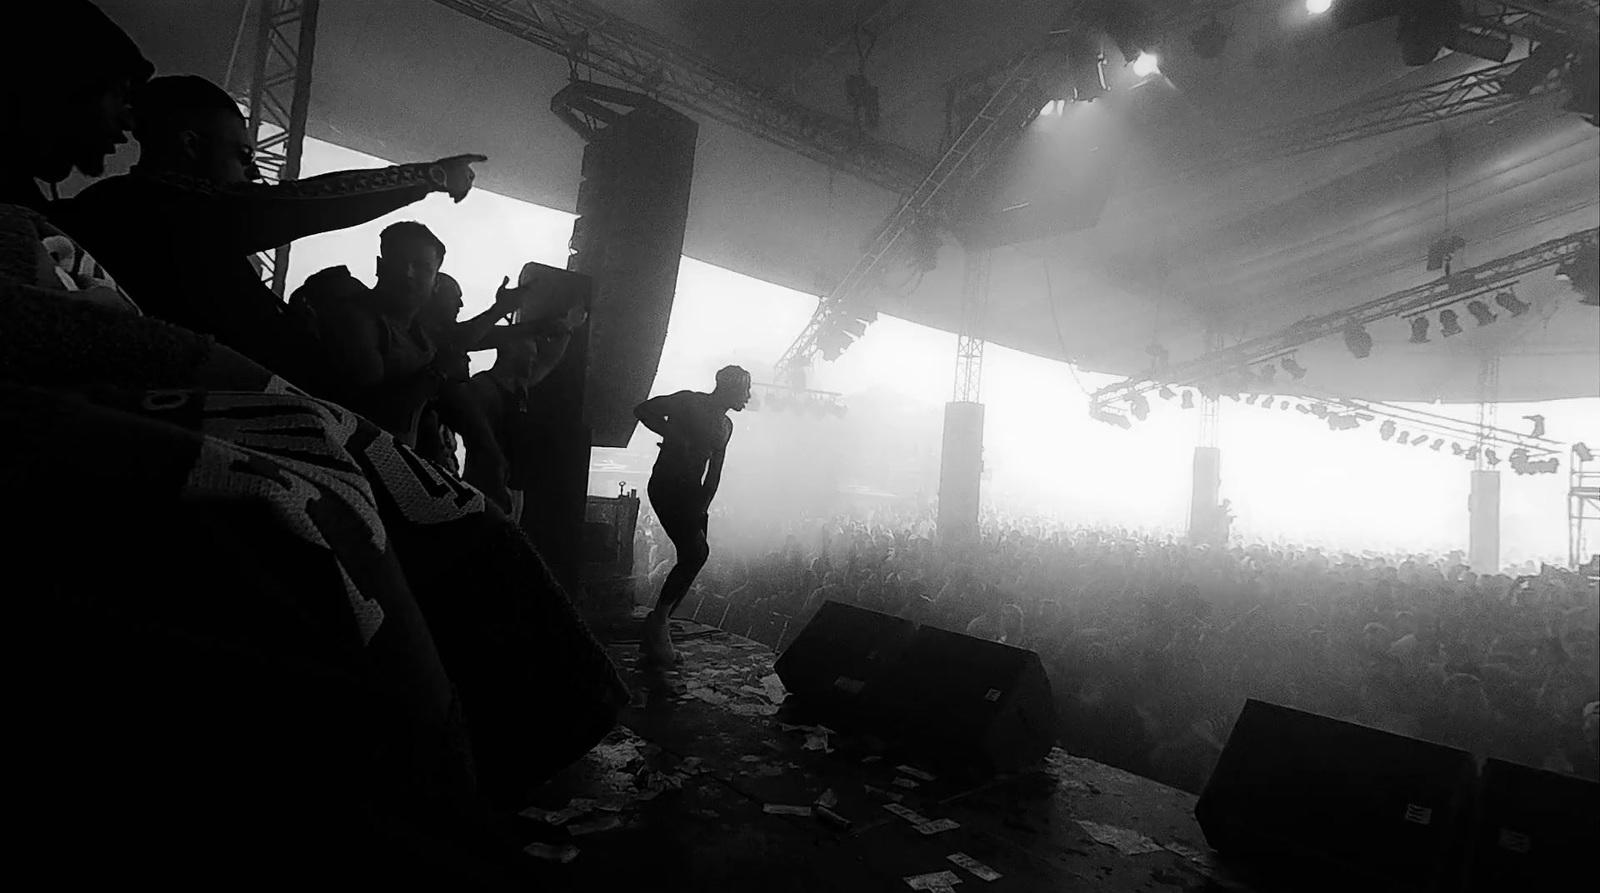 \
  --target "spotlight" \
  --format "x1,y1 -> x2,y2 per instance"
1467,300 -> 1497,327
1181,390 -> 1195,409
1408,316 -> 1430,344
1281,357 -> 1307,379
1523,414 -> 1546,438
1452,443 -> 1464,456
1485,448 -> 1500,466
1158,385 -> 1176,400
1296,404 -> 1311,414
1414,436 -> 1430,448
1355,413 -> 1375,421
1245,394 -> 1259,406
1493,290 -> 1530,317
1577,442 -> 1594,462
1343,321 -> 1372,359
1440,309 -> 1463,337
1132,52 -> 1161,78
1306,0 -> 1332,15
1312,404 -> 1330,419
1281,401 -> 1291,410
1380,420 -> 1396,441
1431,439 -> 1444,451
1130,393 -> 1151,421
1398,432 -> 1411,445
1465,446 -> 1480,461
1555,247 -> 1599,305
1090,408 -> 1133,429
